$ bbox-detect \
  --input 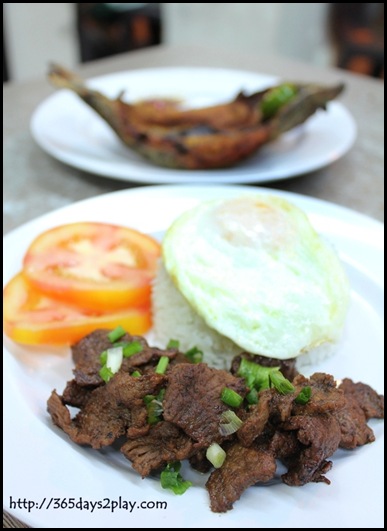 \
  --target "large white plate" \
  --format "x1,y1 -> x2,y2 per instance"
3,185 -> 384,528
30,67 -> 357,184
